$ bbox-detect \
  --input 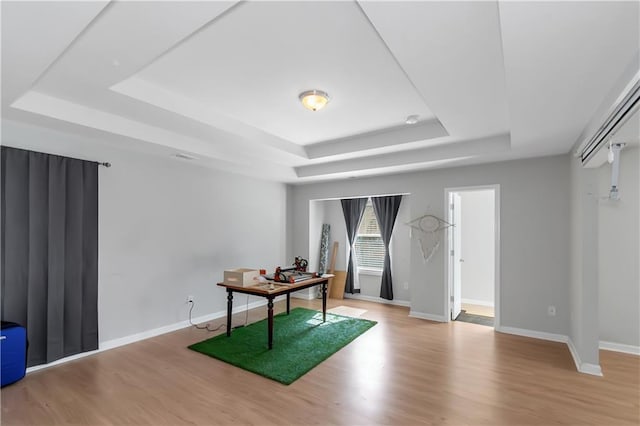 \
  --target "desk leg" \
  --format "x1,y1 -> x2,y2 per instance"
267,296 -> 275,350
322,282 -> 327,323
226,289 -> 233,337
286,293 -> 290,315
